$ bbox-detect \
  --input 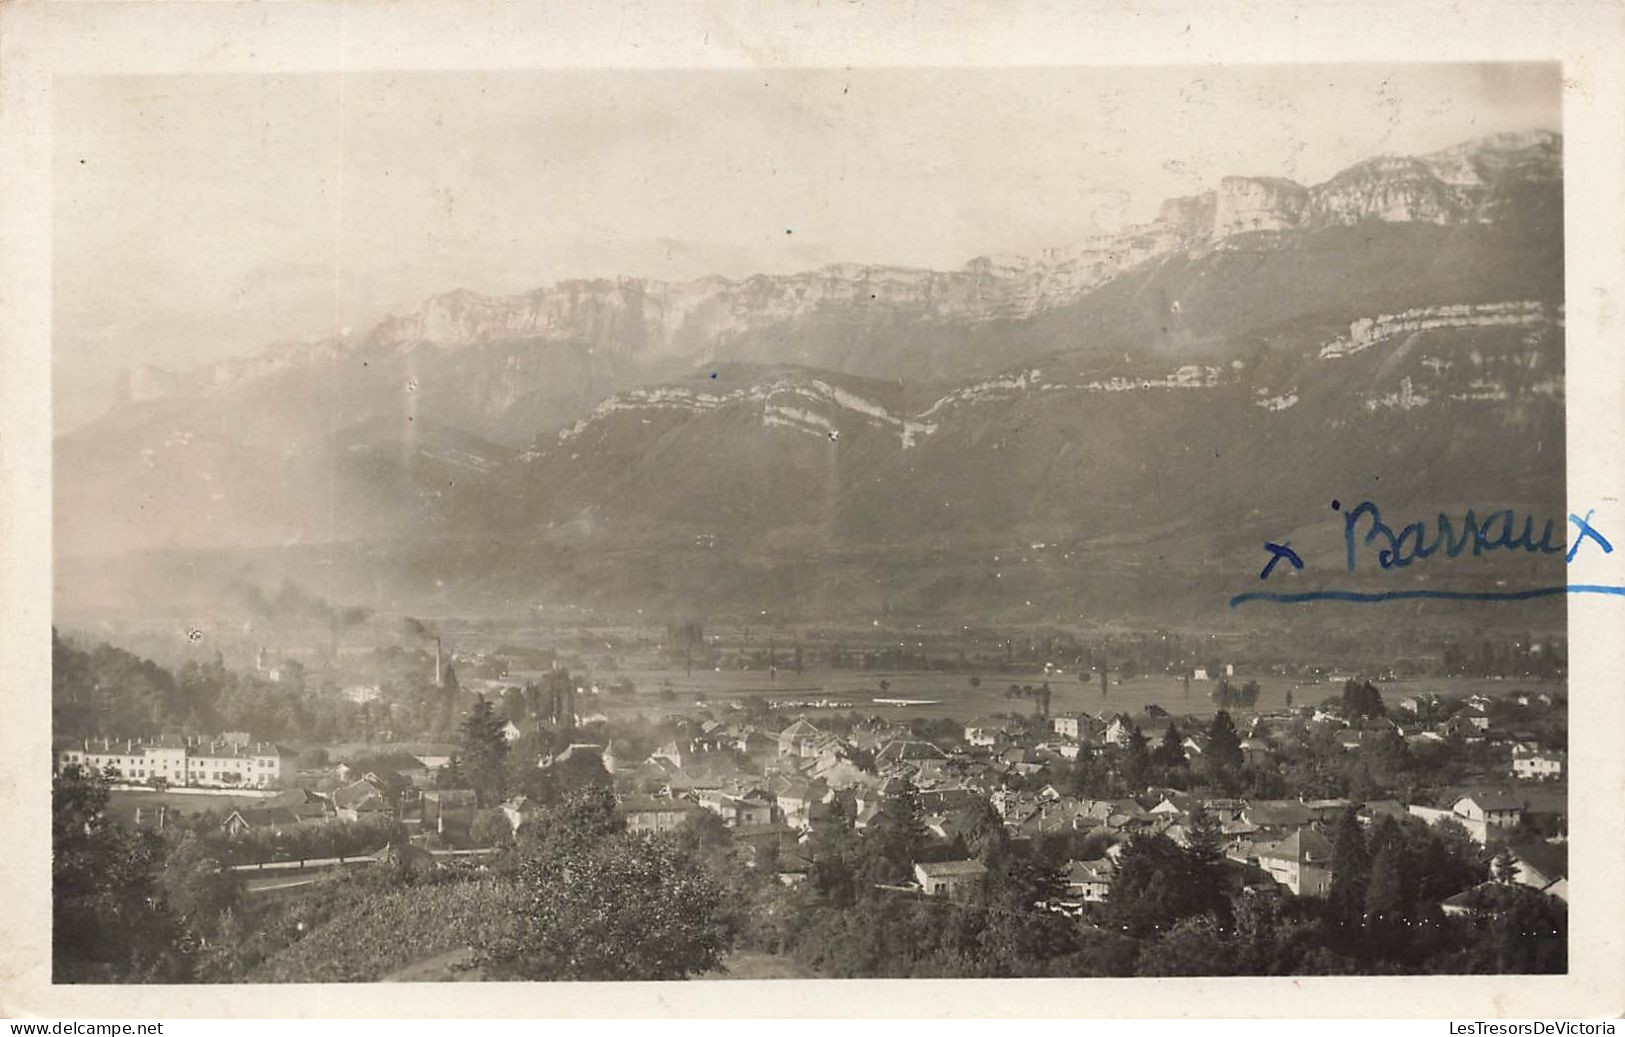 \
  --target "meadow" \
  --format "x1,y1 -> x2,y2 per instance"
599,667 -> 1559,724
